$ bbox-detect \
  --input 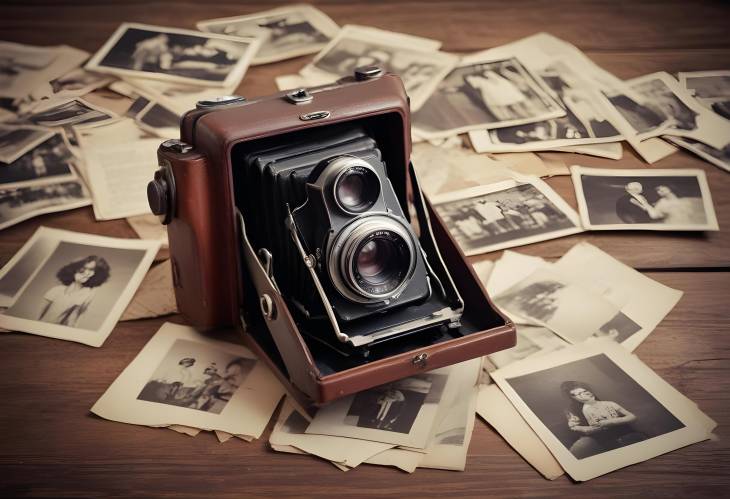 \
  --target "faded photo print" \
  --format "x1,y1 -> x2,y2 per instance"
505,354 -> 685,459
137,339 -> 256,414
344,374 -> 447,434
3,241 -> 147,330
